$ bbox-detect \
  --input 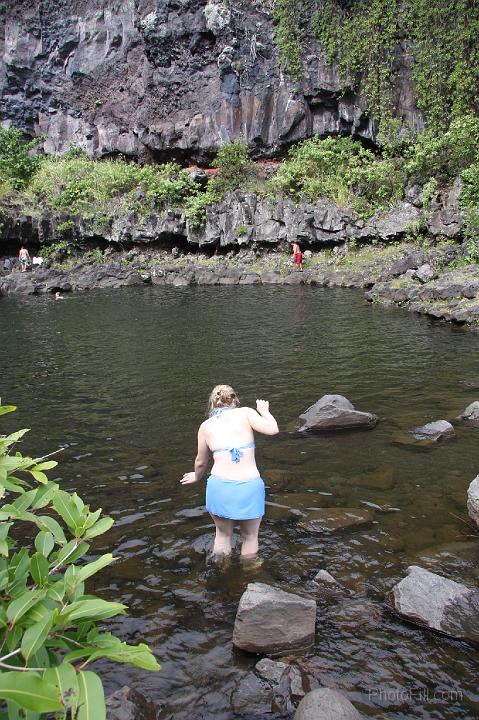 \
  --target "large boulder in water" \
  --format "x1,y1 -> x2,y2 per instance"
294,688 -> 362,720
391,565 -> 479,644
233,583 -> 316,654
467,476 -> 479,529
457,401 -> 479,424
409,420 -> 455,442
298,395 -> 378,431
